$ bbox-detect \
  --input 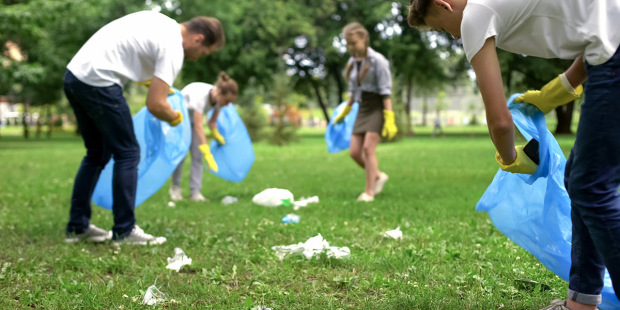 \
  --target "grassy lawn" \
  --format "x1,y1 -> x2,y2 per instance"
0,127 -> 577,309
